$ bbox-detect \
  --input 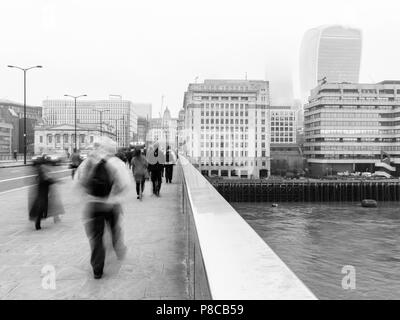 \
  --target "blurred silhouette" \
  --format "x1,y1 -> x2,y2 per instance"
116,148 -> 128,165
164,145 -> 176,183
146,142 -> 165,196
131,148 -> 148,200
75,136 -> 131,279
28,159 -> 64,230
70,148 -> 82,179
